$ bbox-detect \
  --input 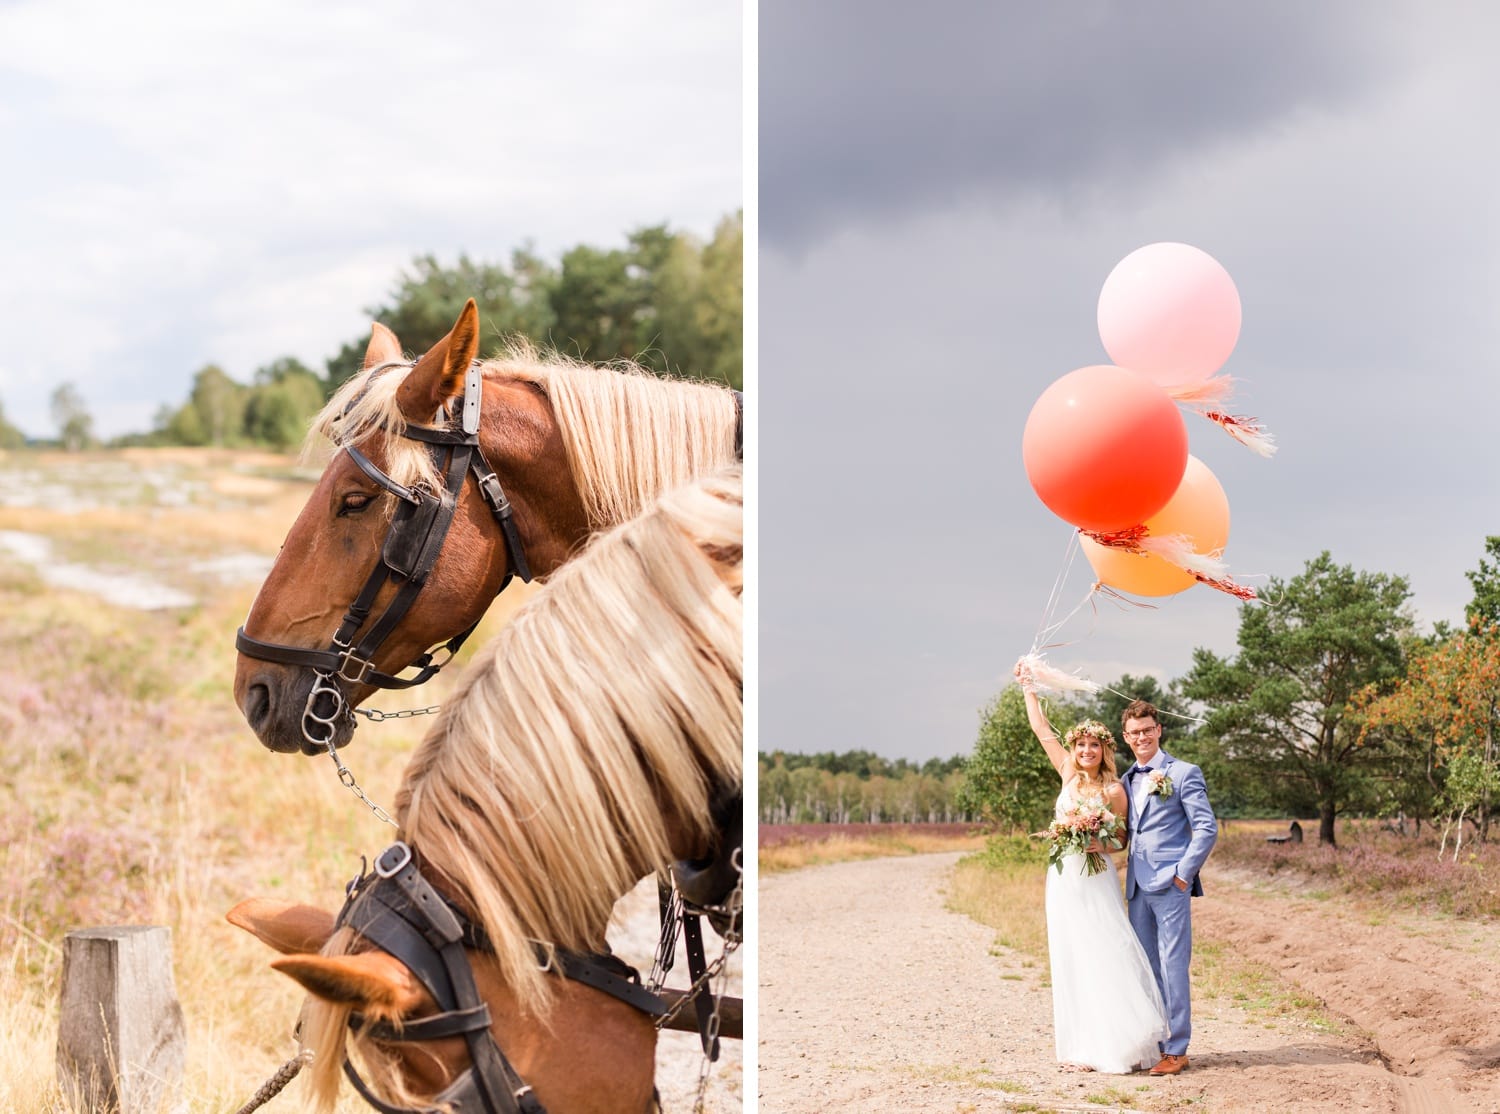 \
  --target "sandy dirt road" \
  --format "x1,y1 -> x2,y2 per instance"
758,853 -> 1500,1113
